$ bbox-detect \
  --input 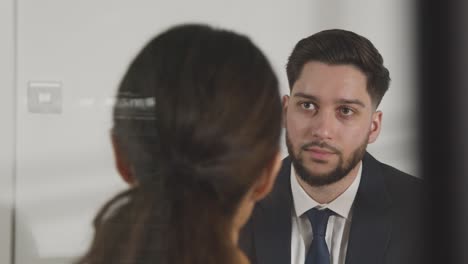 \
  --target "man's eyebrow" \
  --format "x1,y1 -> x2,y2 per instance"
293,93 -> 367,108
293,92 -> 318,101
336,99 -> 366,108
